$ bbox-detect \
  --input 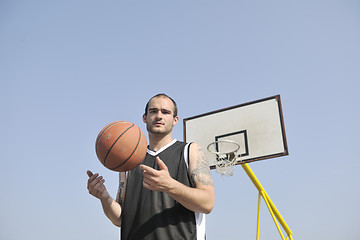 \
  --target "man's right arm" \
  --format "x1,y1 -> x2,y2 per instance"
87,170 -> 125,227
